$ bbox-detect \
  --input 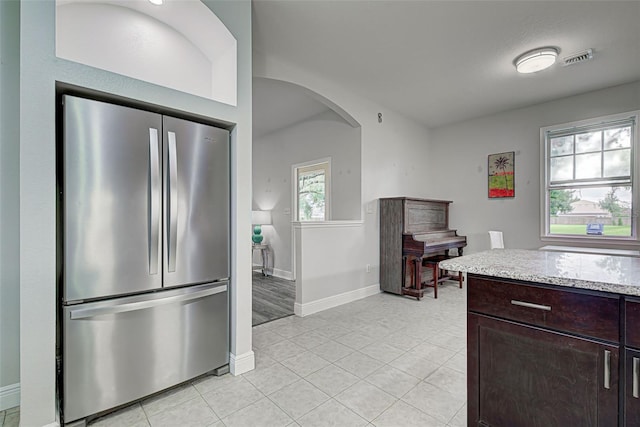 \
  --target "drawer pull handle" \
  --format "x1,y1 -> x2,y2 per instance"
604,350 -> 611,390
510,300 -> 551,311
634,357 -> 639,398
